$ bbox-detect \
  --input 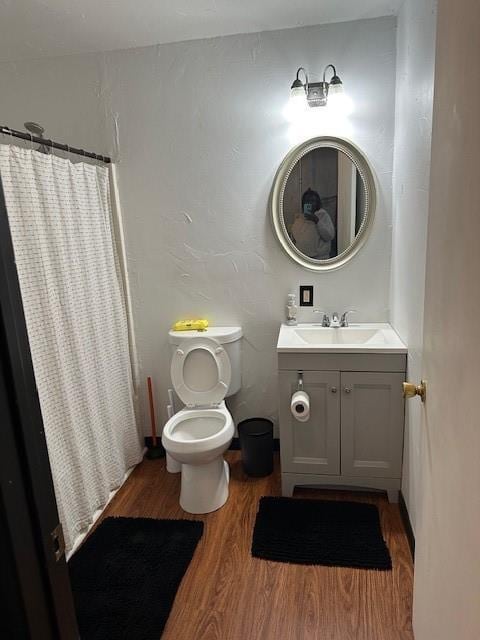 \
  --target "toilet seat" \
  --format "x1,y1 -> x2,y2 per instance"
171,336 -> 231,408
162,402 -> 233,454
